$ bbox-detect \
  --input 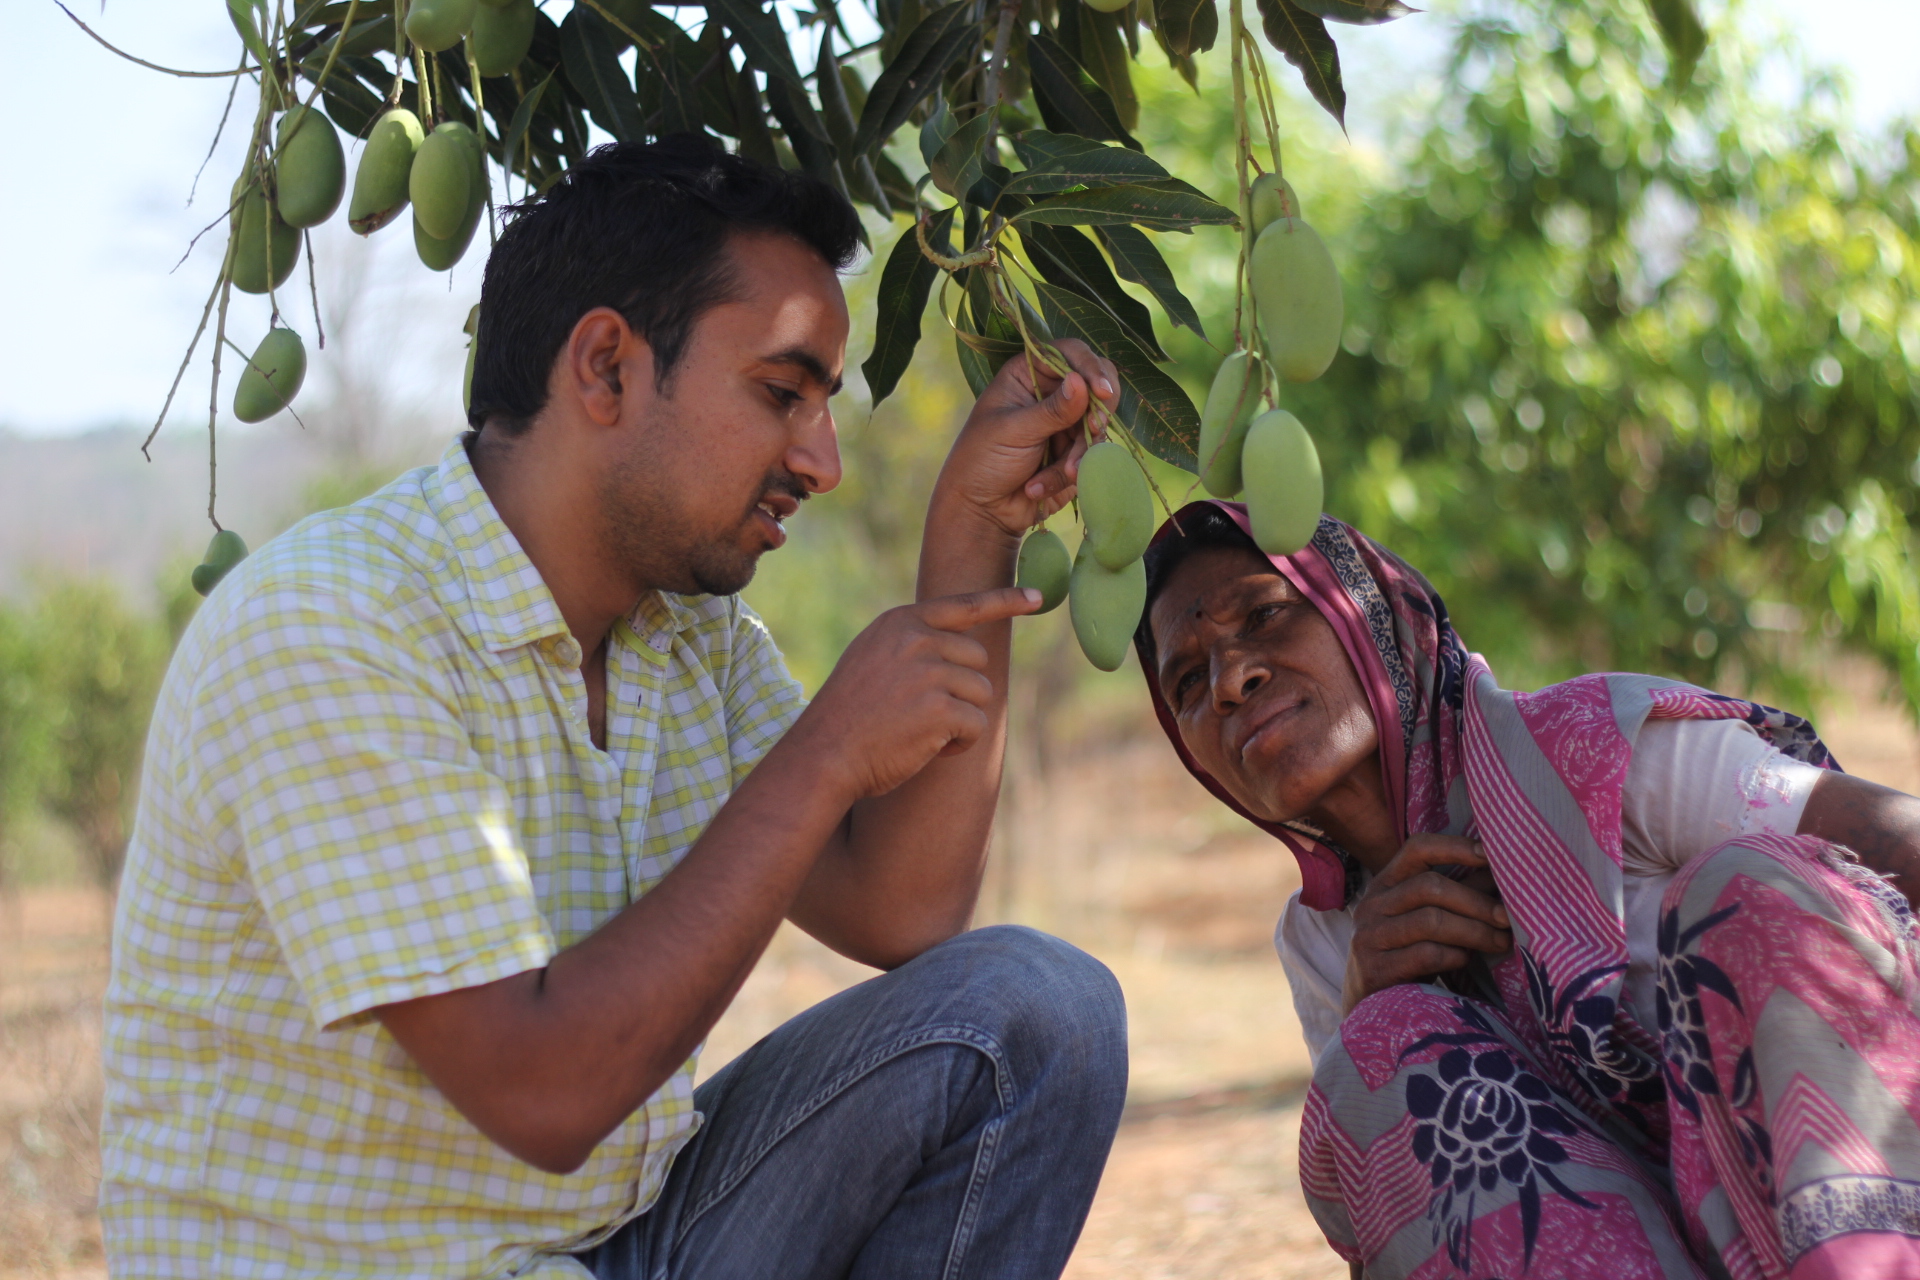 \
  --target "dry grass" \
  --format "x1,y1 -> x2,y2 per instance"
1,657 -> 1913,1279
